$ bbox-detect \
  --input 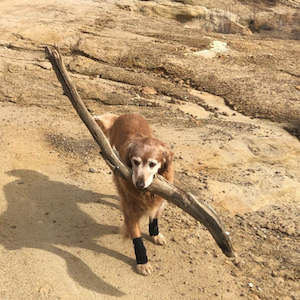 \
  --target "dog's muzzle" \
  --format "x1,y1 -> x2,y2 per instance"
135,180 -> 146,190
